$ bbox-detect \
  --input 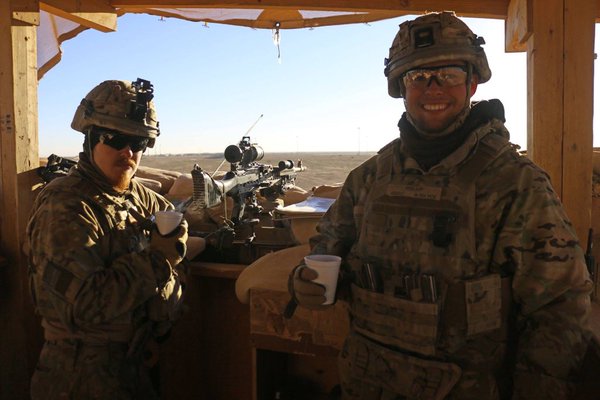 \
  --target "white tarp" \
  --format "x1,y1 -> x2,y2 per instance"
36,7 -> 404,78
